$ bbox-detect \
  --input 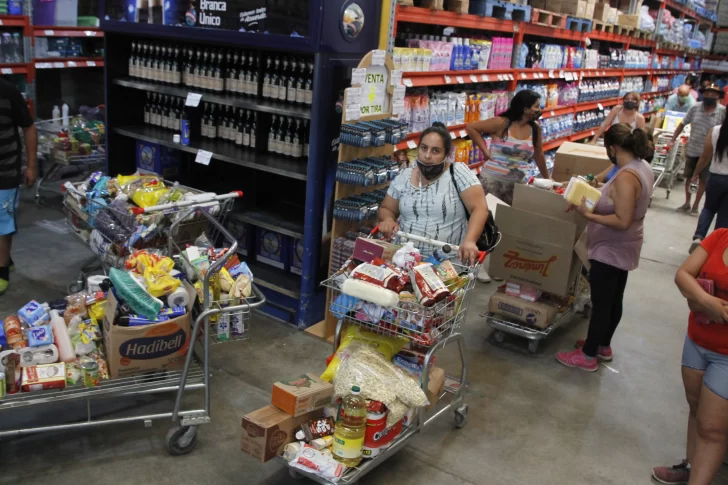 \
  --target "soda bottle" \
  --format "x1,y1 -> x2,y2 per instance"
333,386 -> 367,467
